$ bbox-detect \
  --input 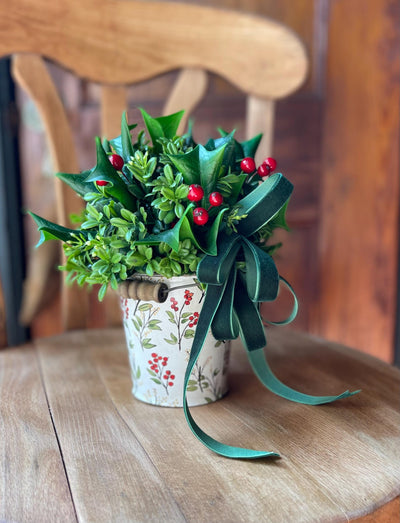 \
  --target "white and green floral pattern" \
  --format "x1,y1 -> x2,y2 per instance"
121,275 -> 230,407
